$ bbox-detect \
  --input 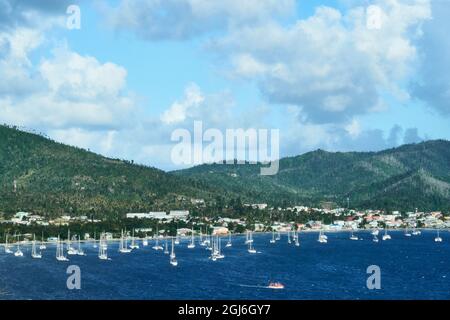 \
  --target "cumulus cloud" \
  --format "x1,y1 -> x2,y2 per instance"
211,0 -> 431,124
0,45 -> 135,130
161,83 -> 205,124
105,0 -> 295,40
